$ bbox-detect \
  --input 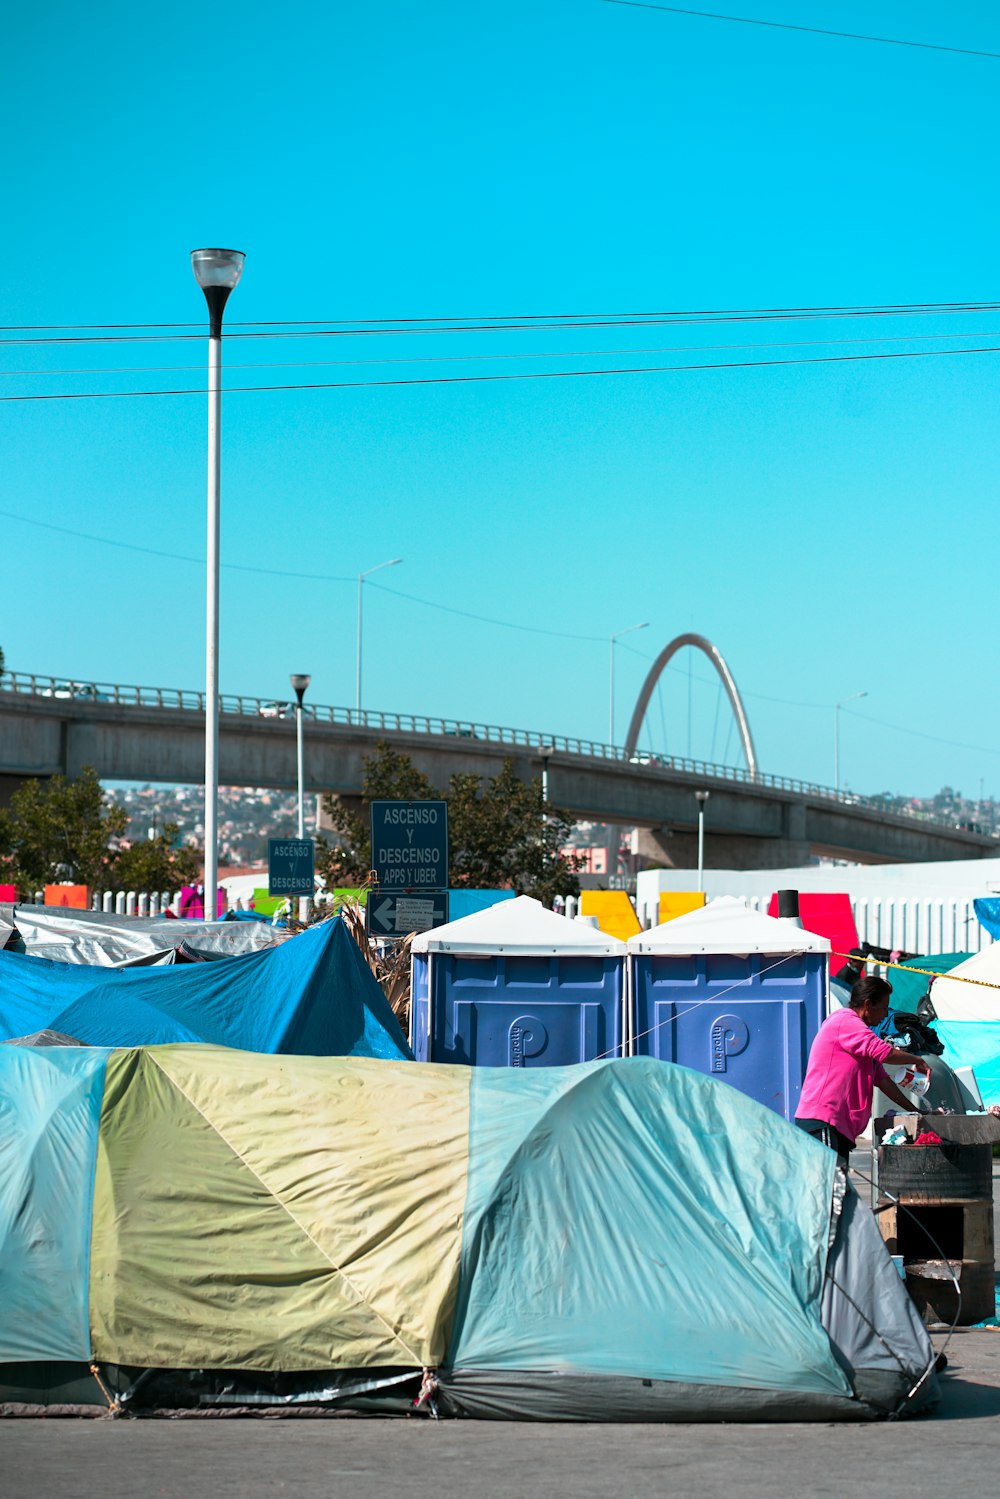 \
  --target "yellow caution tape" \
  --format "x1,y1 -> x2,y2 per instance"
831,951 -> 1000,991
